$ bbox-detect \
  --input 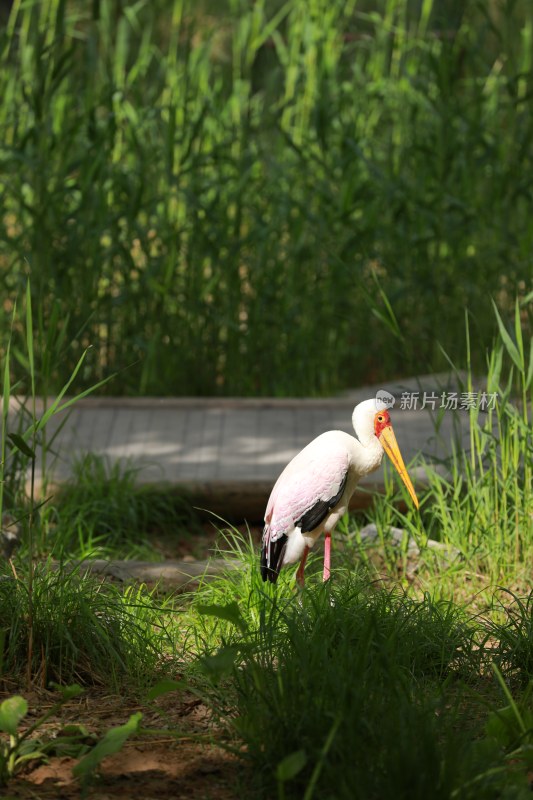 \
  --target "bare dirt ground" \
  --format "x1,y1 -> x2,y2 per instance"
3,687 -> 247,800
